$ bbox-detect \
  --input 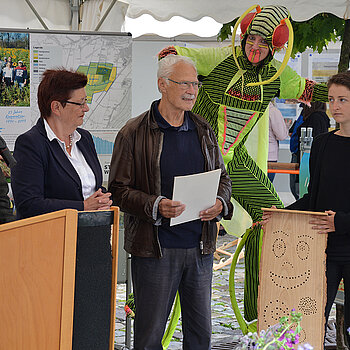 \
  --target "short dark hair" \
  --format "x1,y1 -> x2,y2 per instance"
327,70 -> 350,91
37,68 -> 88,118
